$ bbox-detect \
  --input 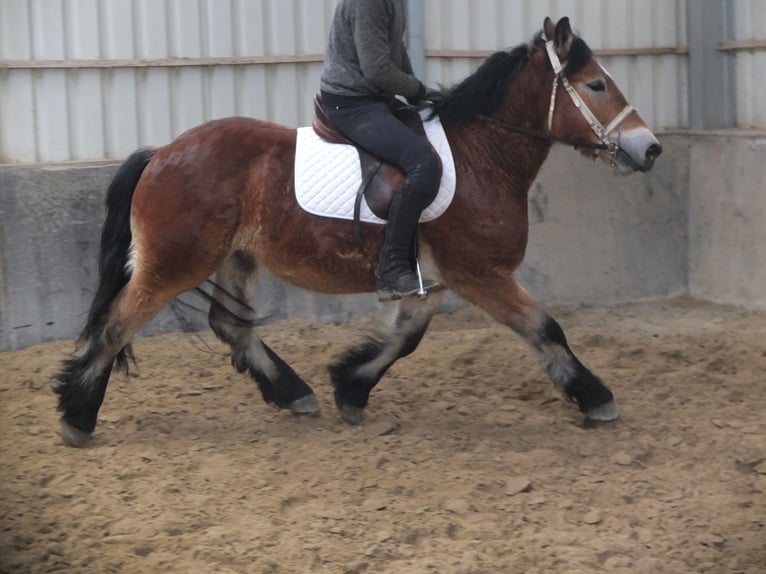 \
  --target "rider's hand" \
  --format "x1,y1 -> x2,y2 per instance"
421,90 -> 445,108
408,83 -> 445,109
